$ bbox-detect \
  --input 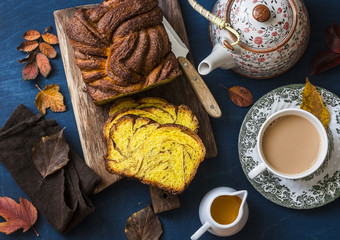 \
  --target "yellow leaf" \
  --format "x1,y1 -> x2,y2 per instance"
35,84 -> 66,114
300,78 -> 330,130
42,33 -> 58,45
